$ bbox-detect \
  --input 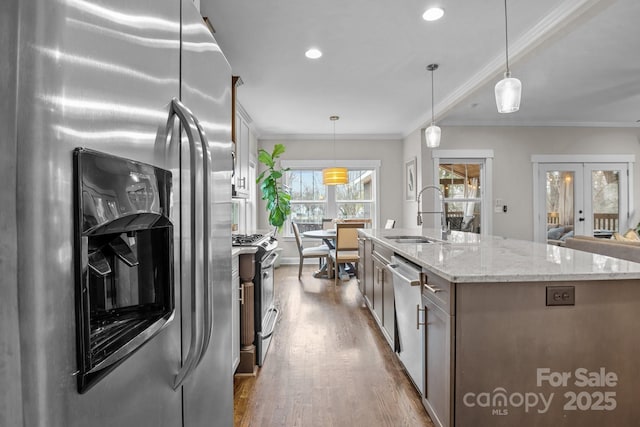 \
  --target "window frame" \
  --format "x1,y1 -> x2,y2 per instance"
281,160 -> 381,237
432,150 -> 494,236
